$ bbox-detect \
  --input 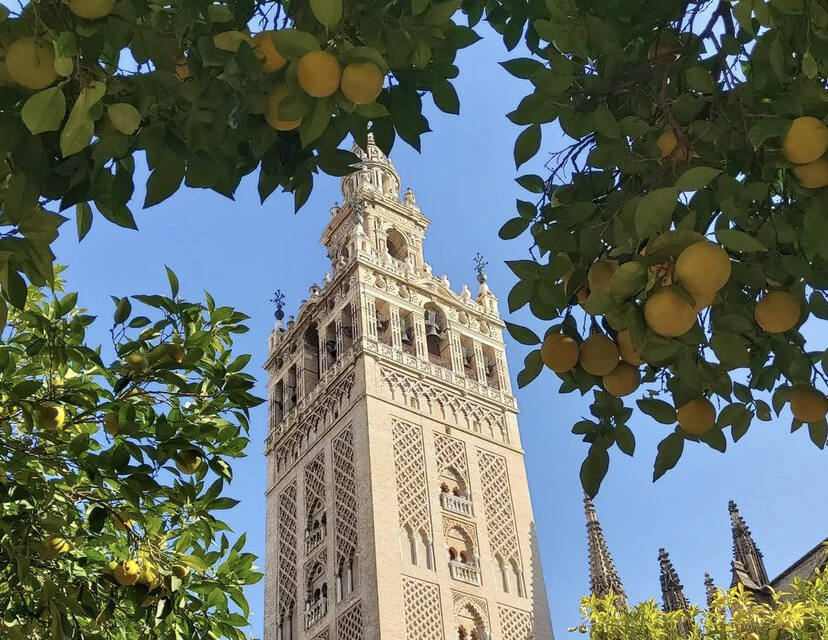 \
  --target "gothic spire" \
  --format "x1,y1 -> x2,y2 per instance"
704,573 -> 717,607
728,500 -> 769,588
584,494 -> 627,607
658,548 -> 689,612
